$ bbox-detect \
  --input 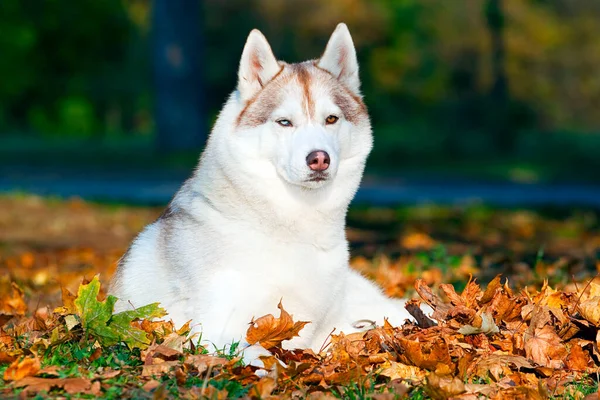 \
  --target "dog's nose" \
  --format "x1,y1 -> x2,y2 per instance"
306,150 -> 330,171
